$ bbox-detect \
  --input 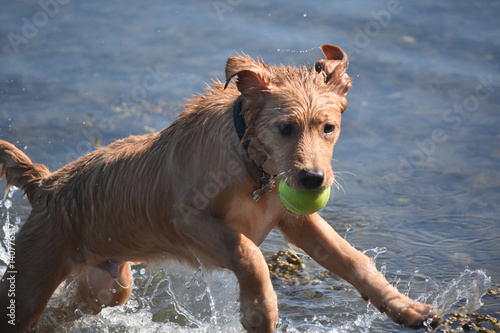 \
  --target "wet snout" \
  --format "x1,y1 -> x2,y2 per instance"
299,168 -> 325,190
